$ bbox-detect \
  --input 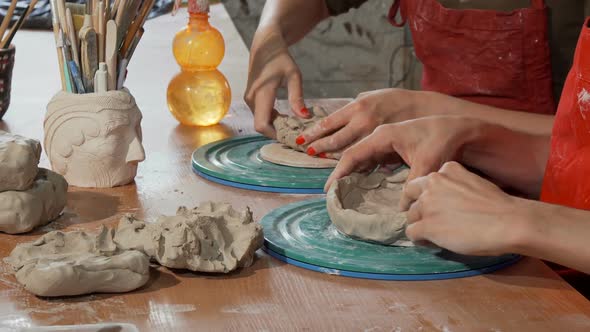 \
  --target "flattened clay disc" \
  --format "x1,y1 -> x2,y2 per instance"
259,143 -> 338,169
